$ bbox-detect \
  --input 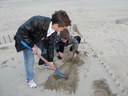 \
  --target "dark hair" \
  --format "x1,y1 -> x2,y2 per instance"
51,10 -> 71,27
60,29 -> 69,40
